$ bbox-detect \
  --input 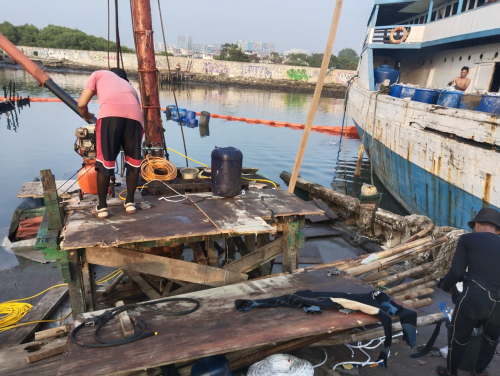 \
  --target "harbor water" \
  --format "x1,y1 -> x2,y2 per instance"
0,67 -> 406,267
